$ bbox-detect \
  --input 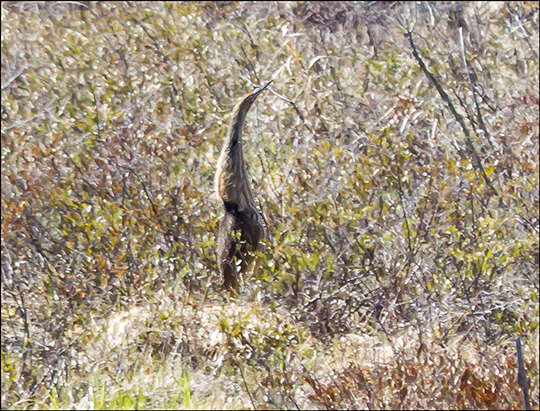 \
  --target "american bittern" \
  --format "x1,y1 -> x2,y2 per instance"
215,81 -> 271,291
